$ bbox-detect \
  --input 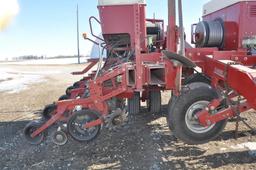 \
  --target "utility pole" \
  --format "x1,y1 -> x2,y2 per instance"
167,0 -> 176,52
77,4 -> 80,64
178,0 -> 185,56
